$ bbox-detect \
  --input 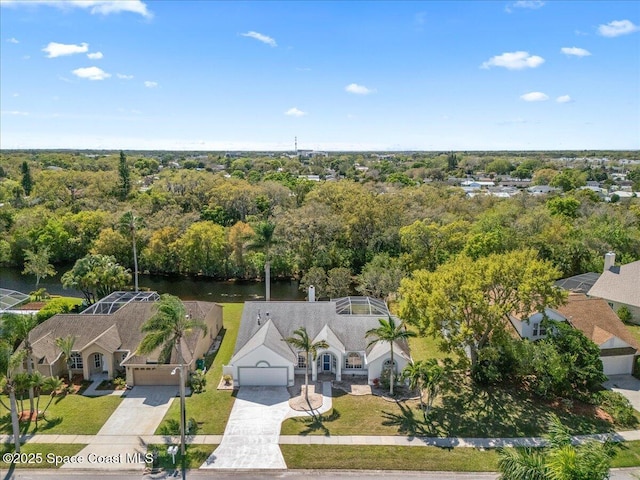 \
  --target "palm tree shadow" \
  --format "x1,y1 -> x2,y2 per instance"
381,402 -> 433,437
298,409 -> 341,436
